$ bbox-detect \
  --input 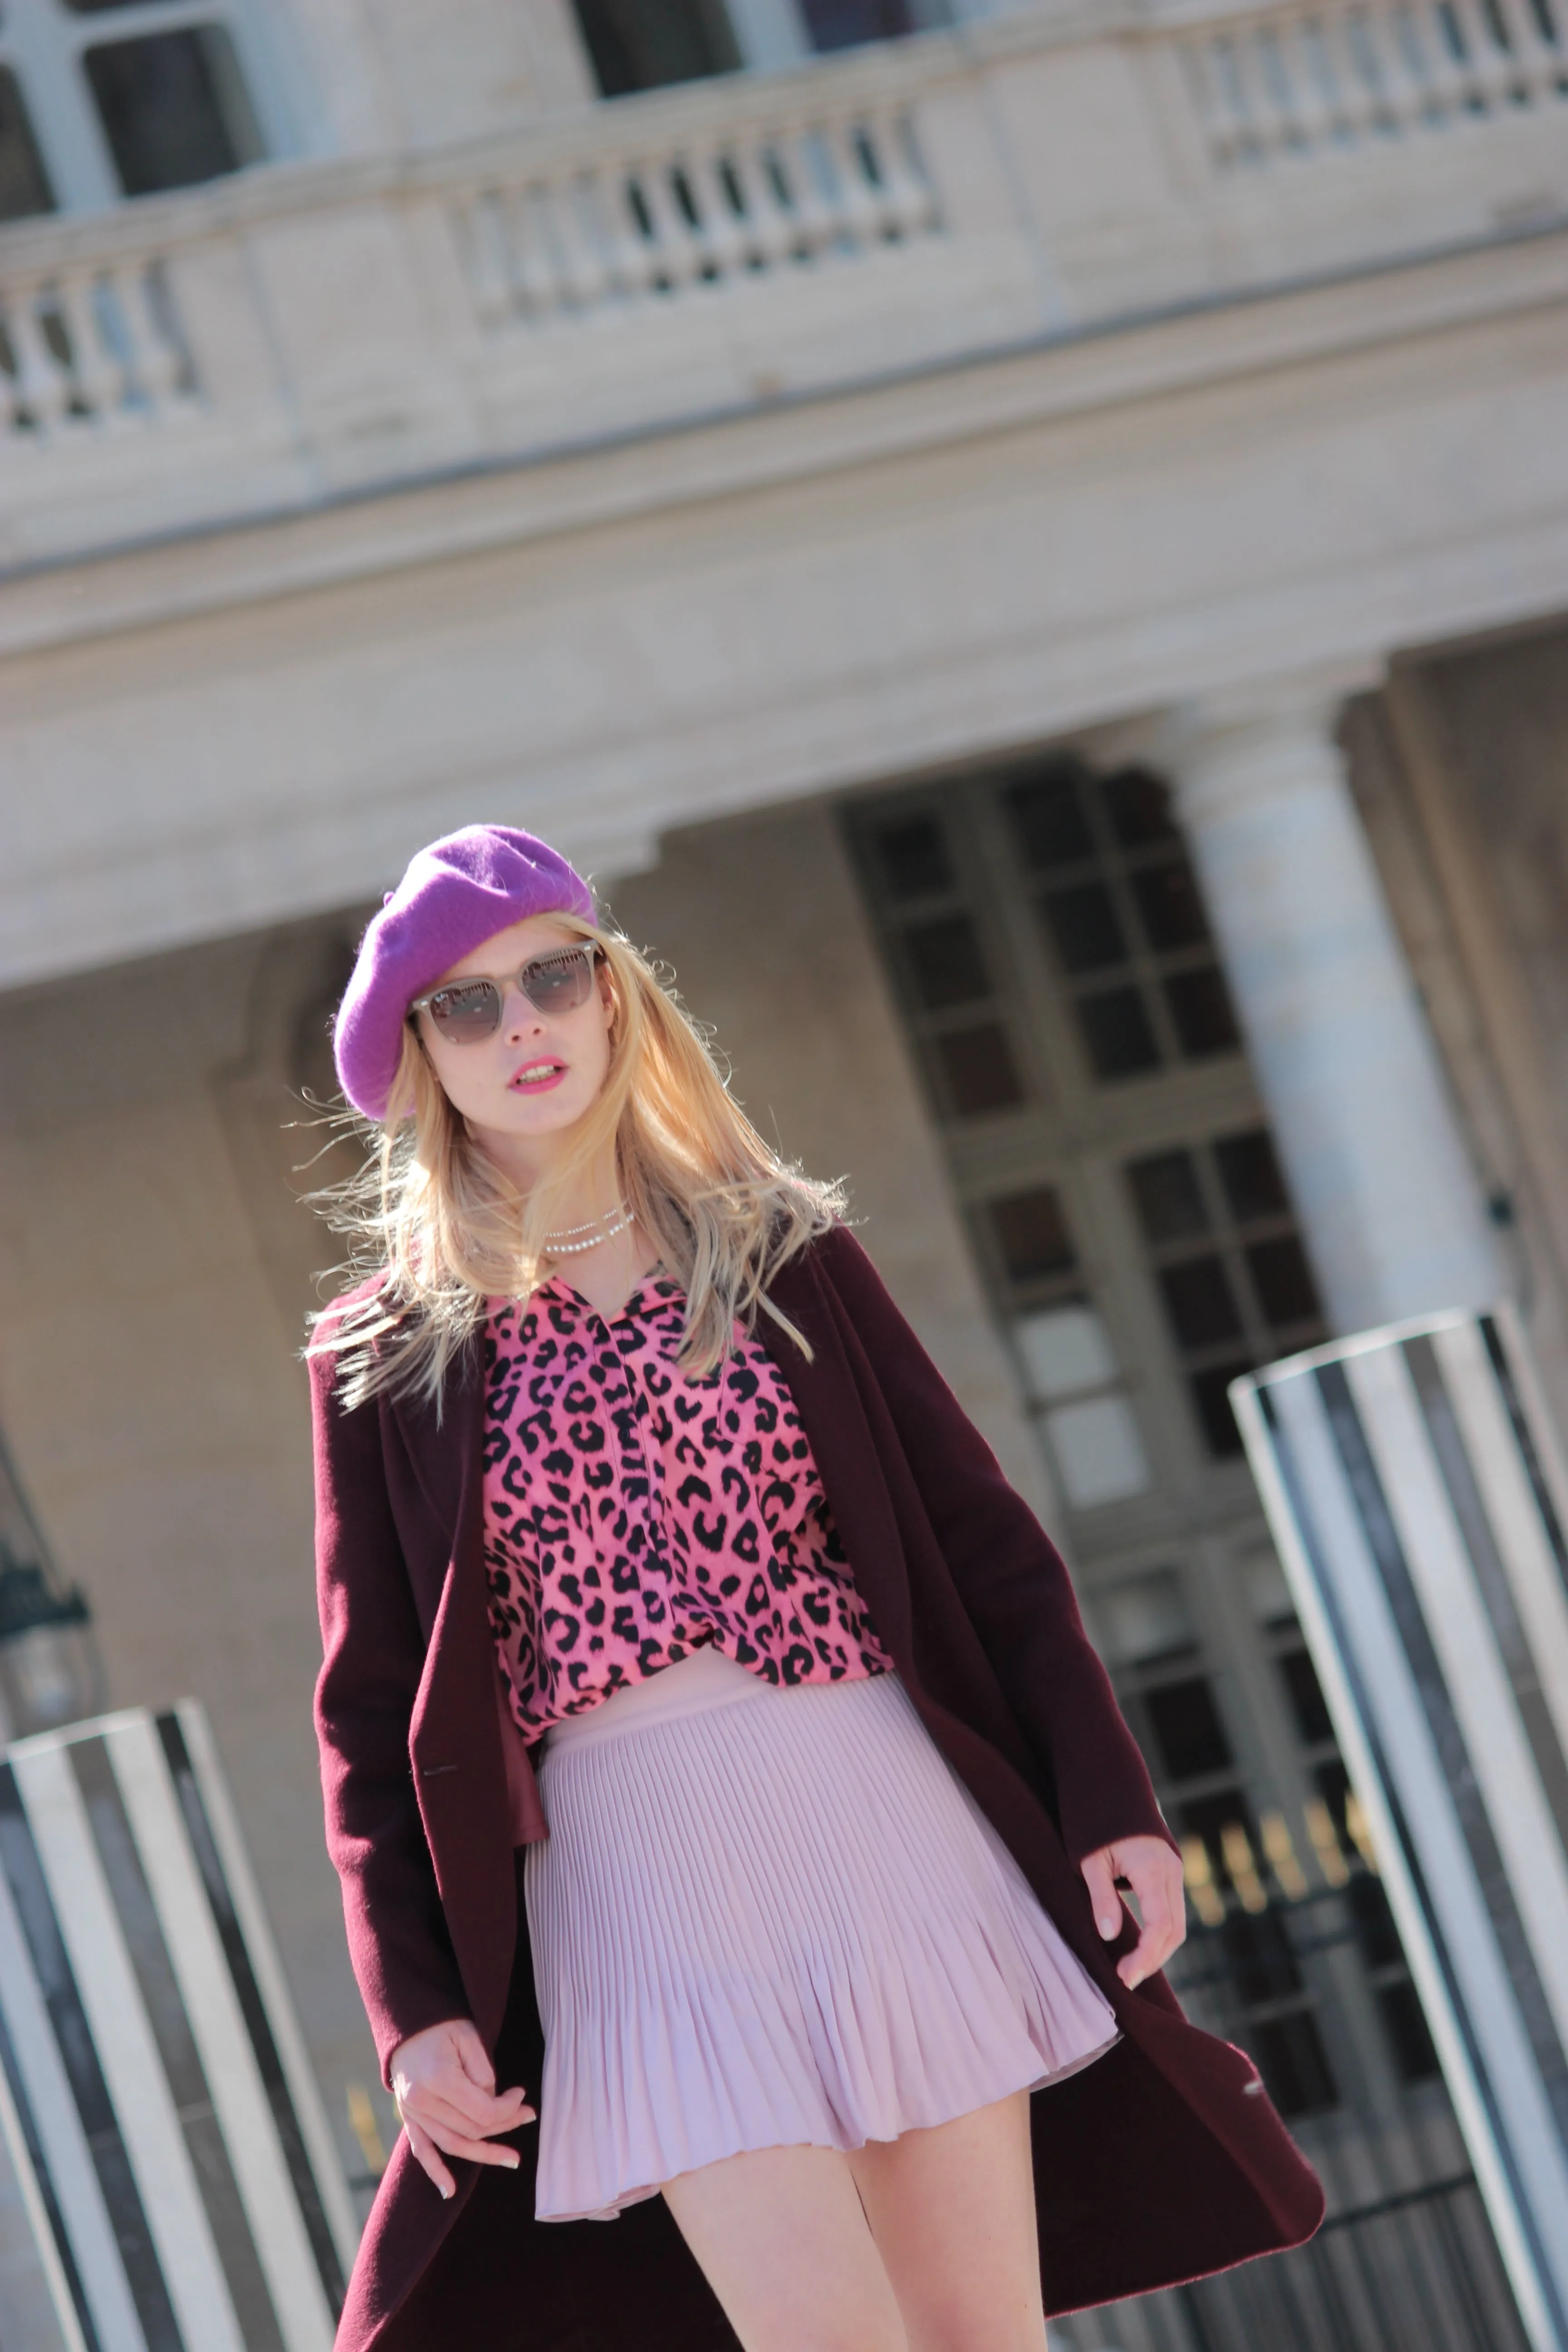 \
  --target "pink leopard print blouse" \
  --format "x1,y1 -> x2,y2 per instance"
481,1271 -> 894,1741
